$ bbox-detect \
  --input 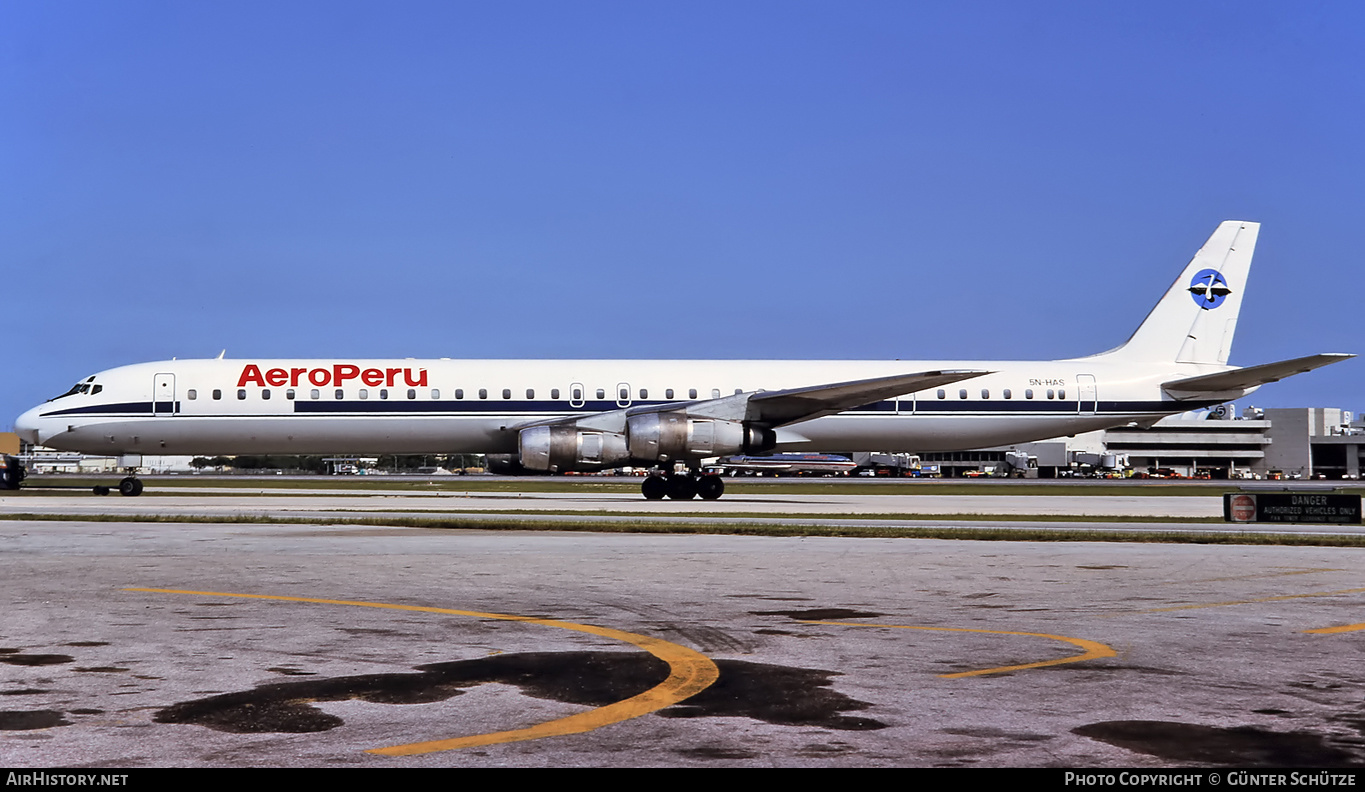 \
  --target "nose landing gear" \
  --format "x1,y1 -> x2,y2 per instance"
93,476 -> 143,496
